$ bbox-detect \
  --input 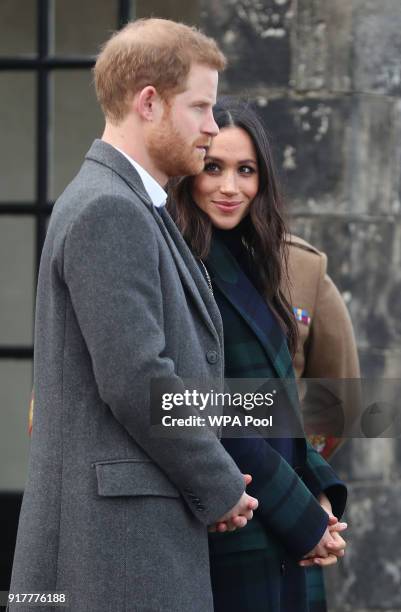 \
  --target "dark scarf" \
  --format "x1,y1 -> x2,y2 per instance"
206,229 -> 306,466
